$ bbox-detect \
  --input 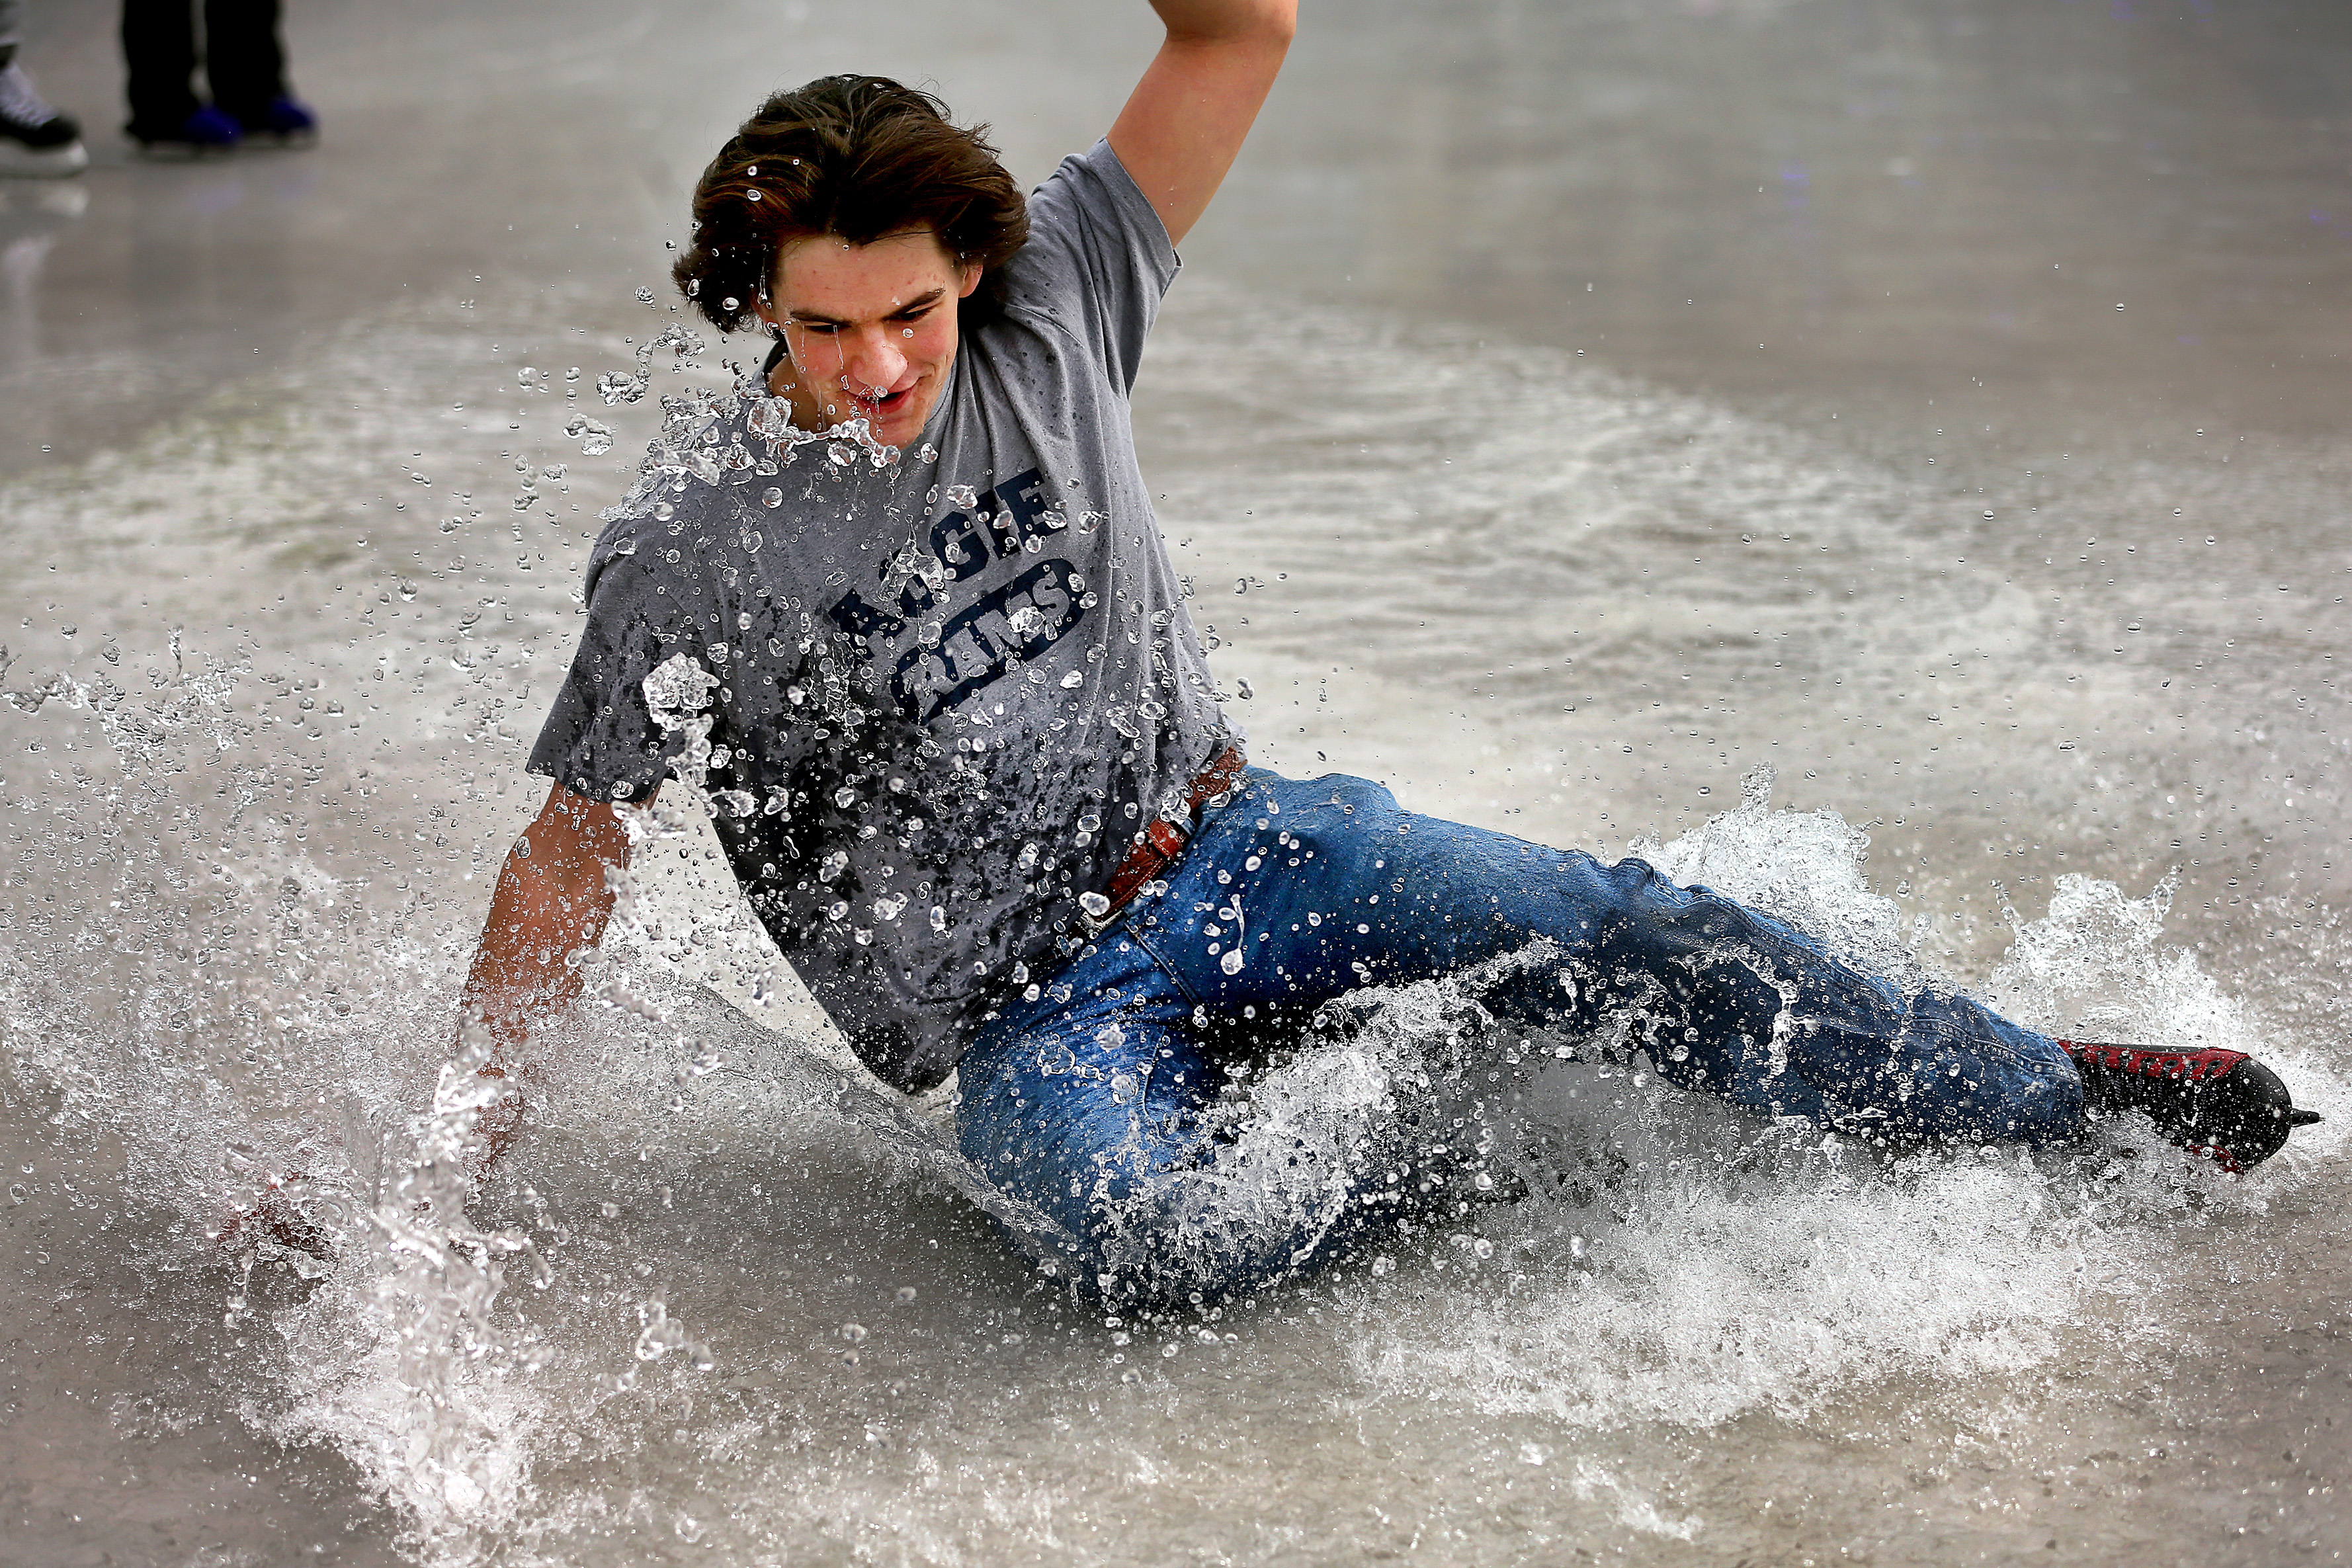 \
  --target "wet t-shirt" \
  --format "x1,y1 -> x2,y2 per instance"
528,139 -> 1236,1093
